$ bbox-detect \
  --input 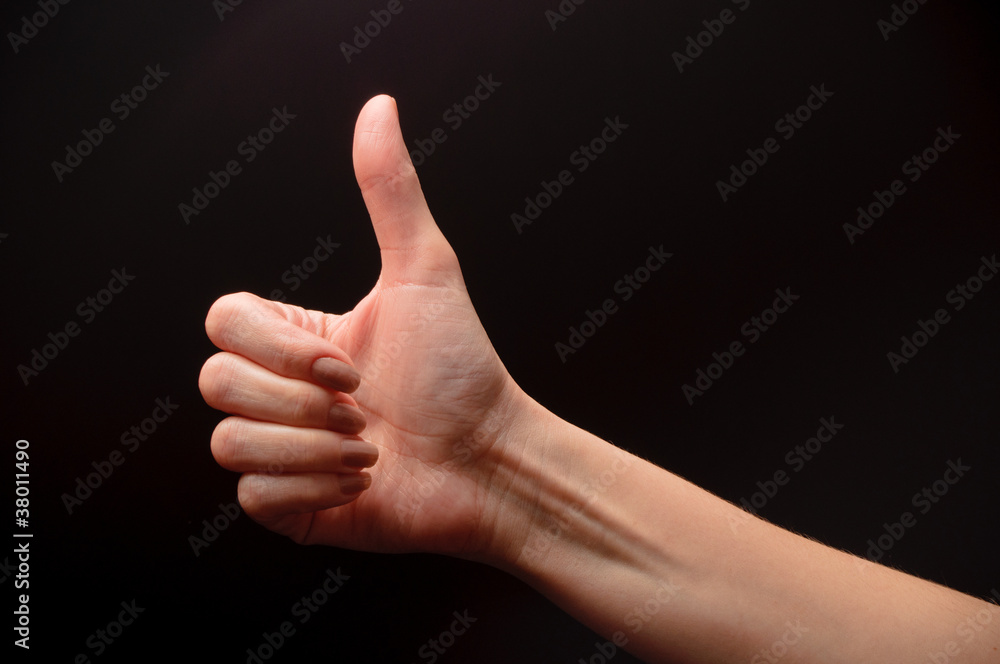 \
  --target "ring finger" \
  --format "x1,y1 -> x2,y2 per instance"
212,417 -> 379,474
